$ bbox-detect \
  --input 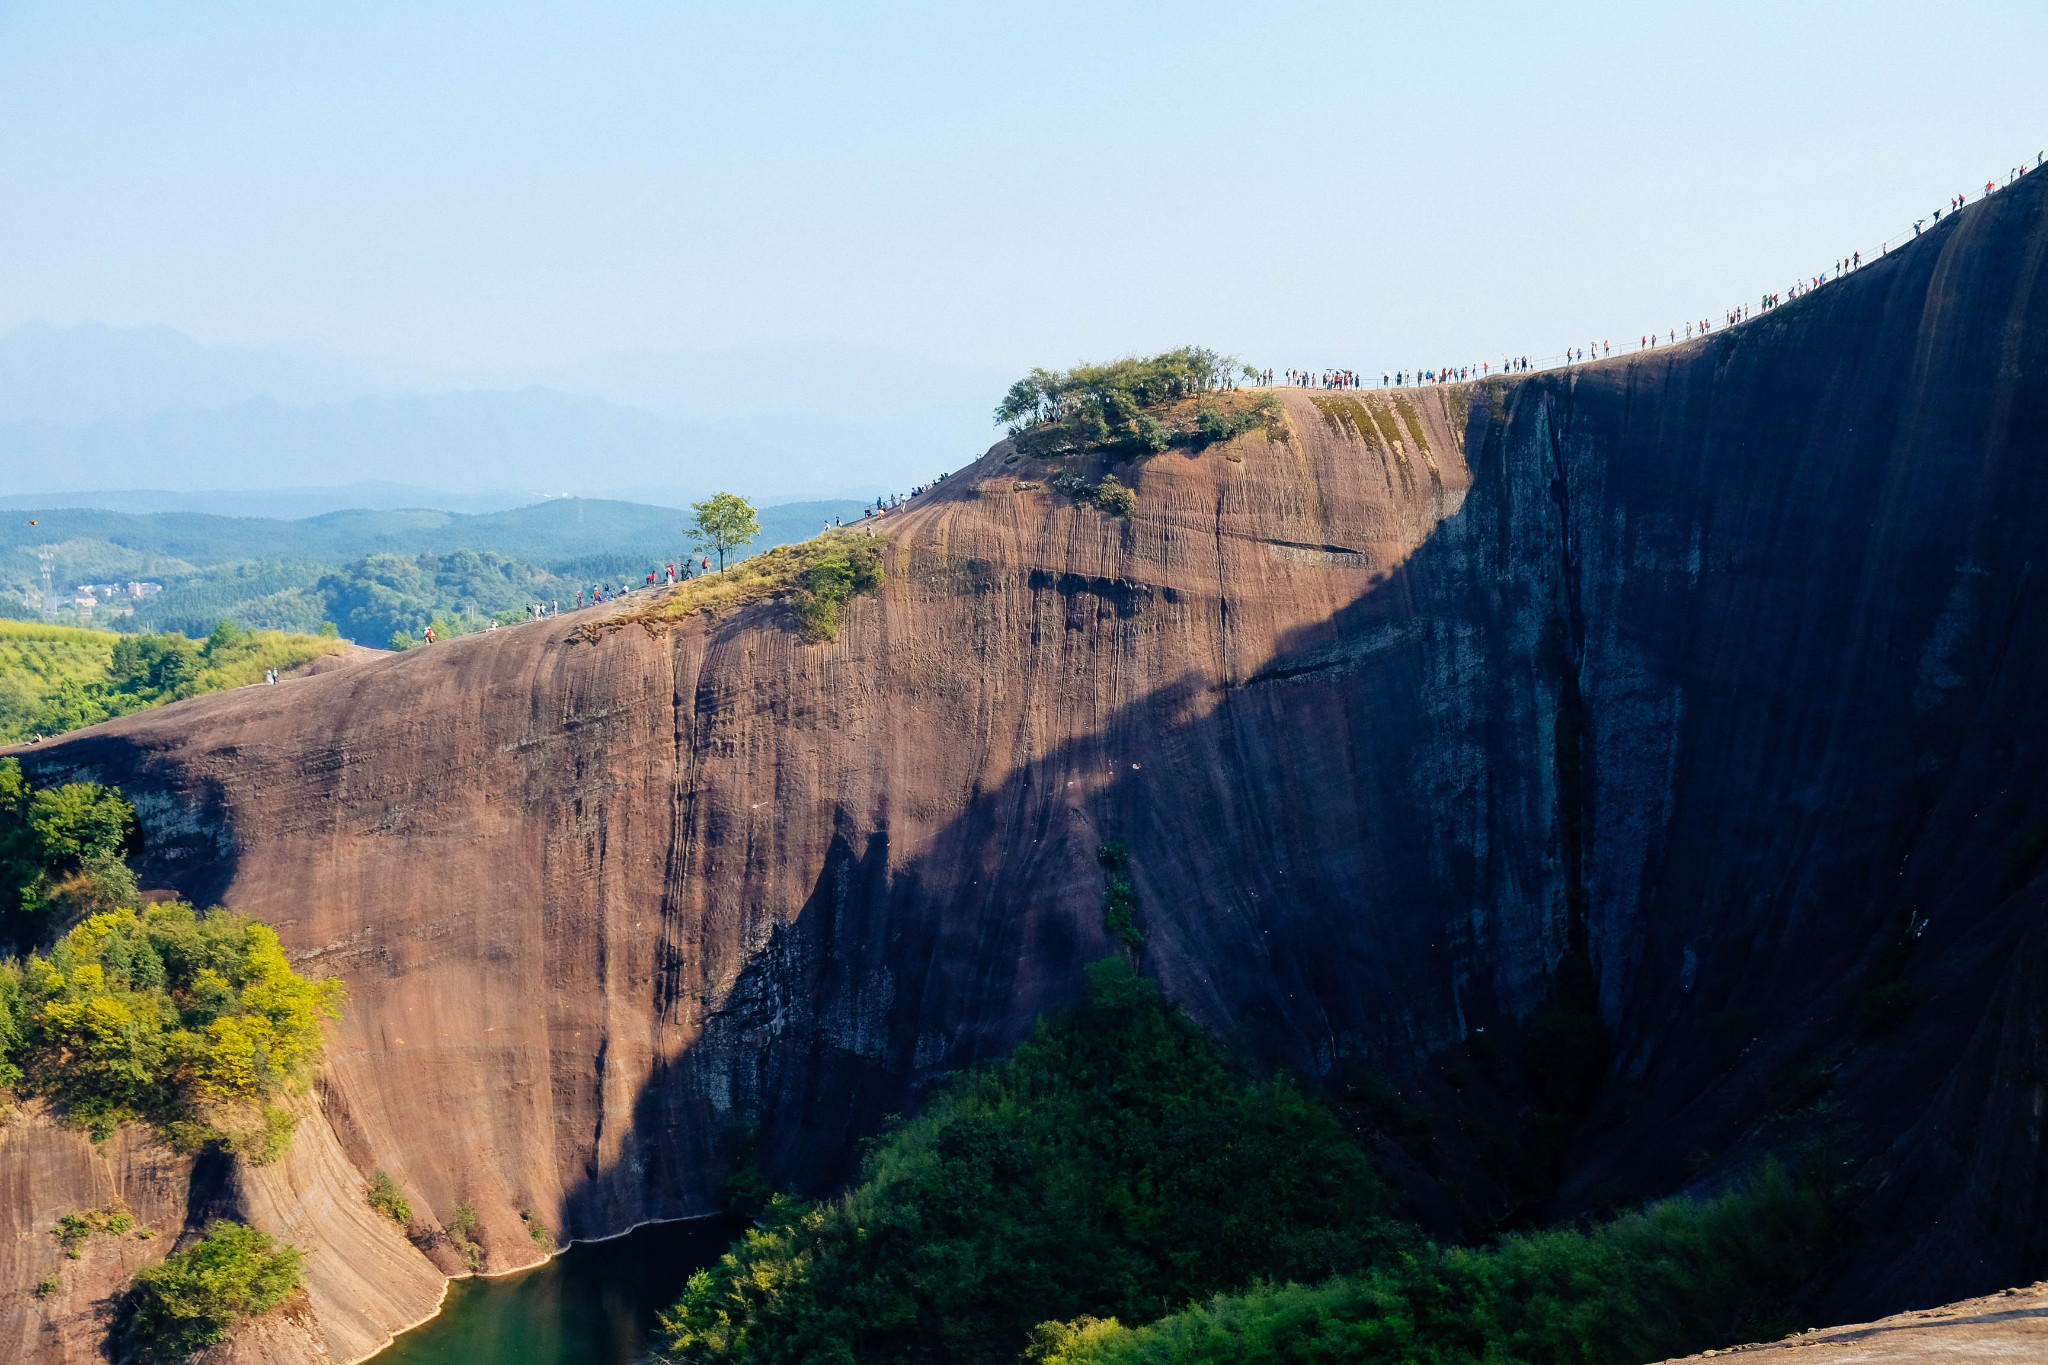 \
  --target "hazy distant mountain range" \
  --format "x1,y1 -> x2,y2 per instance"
0,322 -> 1006,505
